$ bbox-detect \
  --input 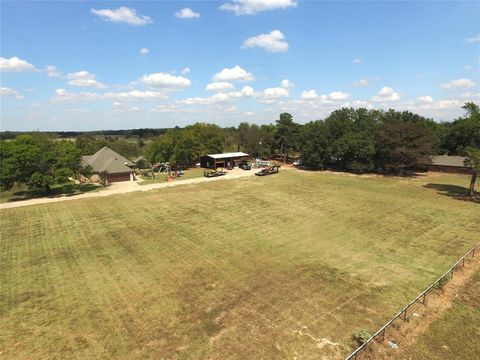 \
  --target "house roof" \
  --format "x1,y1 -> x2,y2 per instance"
430,155 -> 468,168
207,152 -> 249,159
82,146 -> 134,174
